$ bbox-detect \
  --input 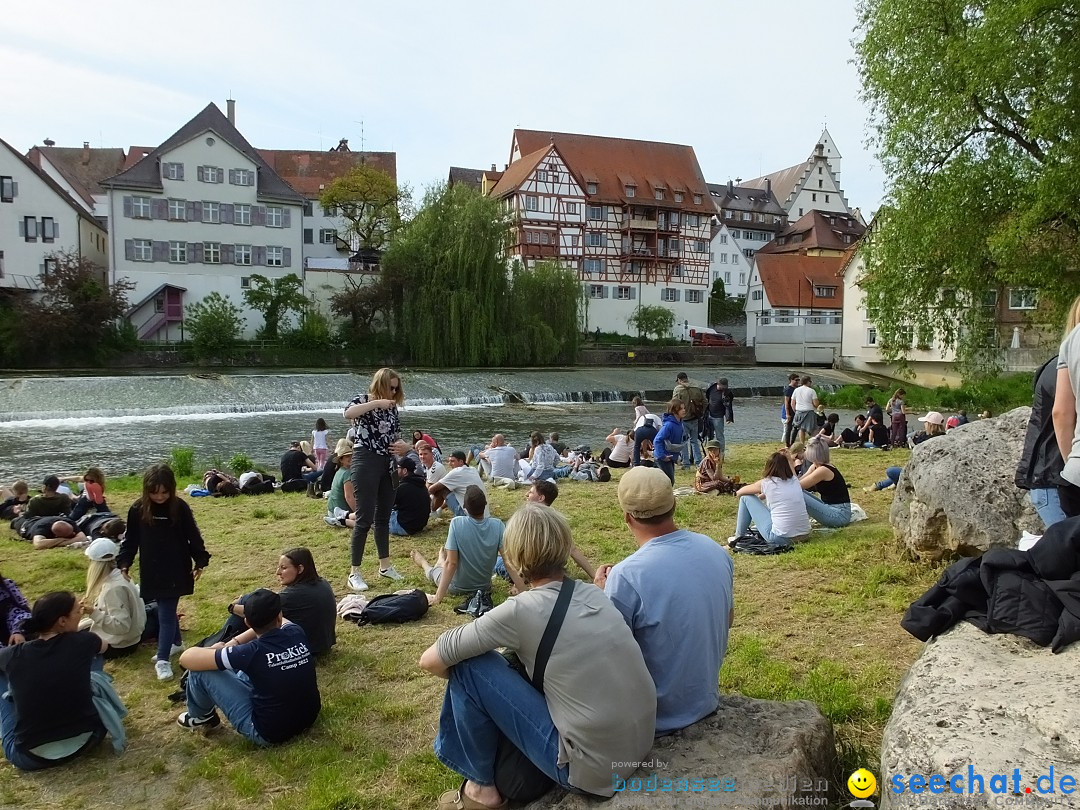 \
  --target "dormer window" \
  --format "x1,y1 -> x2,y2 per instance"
675,192 -> 684,202
813,285 -> 837,298
625,184 -> 636,198
693,194 -> 702,204
587,182 -> 597,194
655,188 -> 665,200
